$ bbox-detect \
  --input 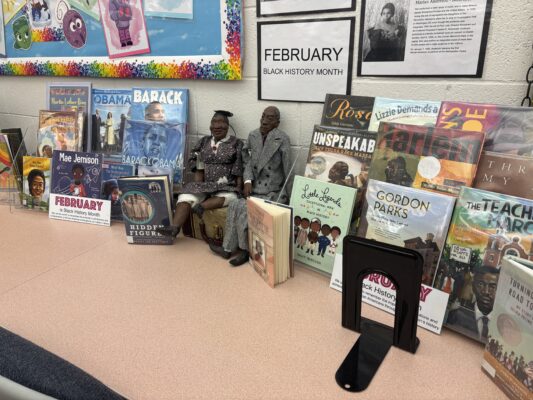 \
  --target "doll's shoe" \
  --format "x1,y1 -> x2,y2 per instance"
208,242 -> 231,259
229,250 -> 249,267
156,225 -> 180,238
